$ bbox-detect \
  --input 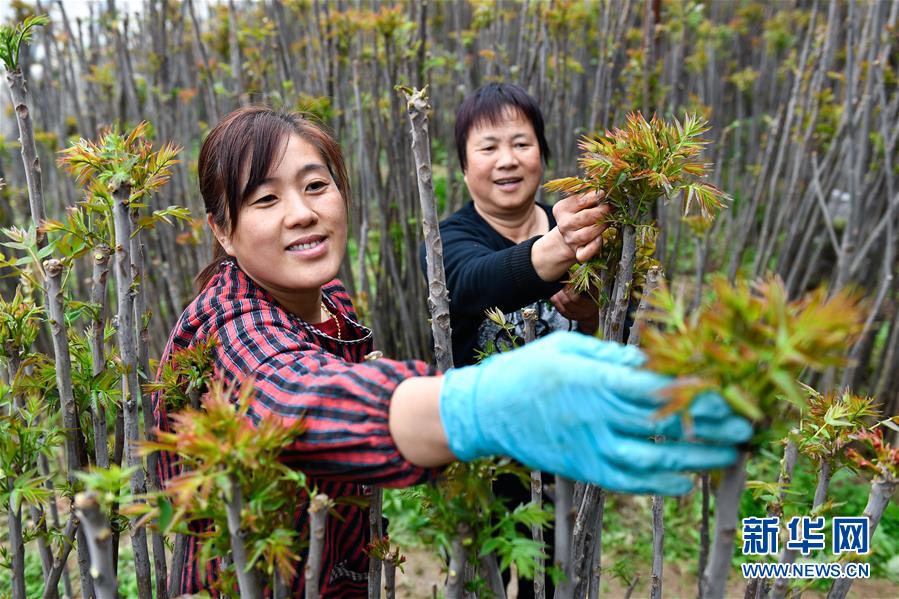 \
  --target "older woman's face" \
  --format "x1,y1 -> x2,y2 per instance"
463,108 -> 543,216
213,133 -> 347,303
